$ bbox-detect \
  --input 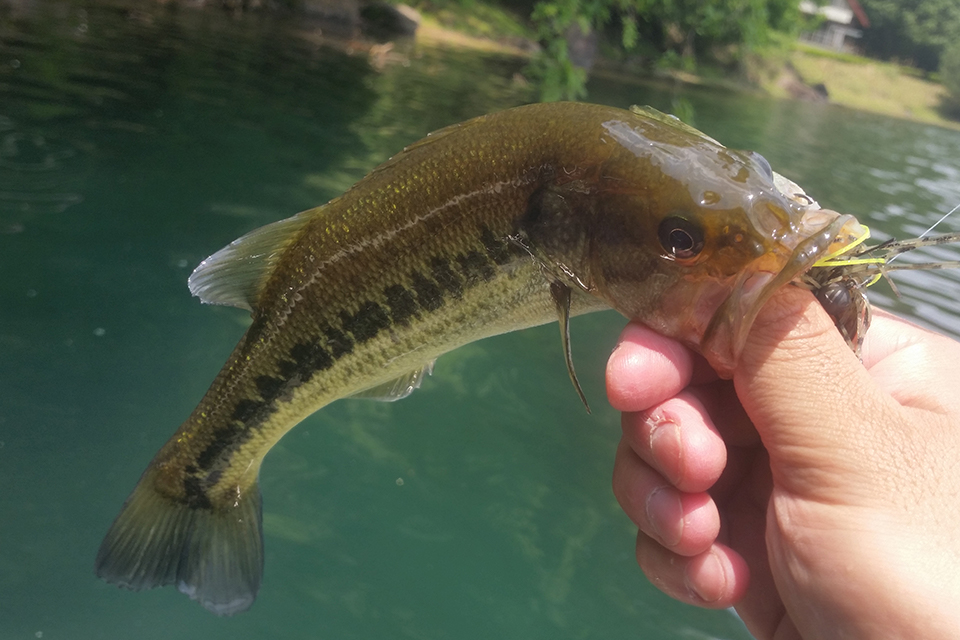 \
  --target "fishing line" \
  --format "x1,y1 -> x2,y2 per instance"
889,200 -> 960,264
918,201 -> 960,238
